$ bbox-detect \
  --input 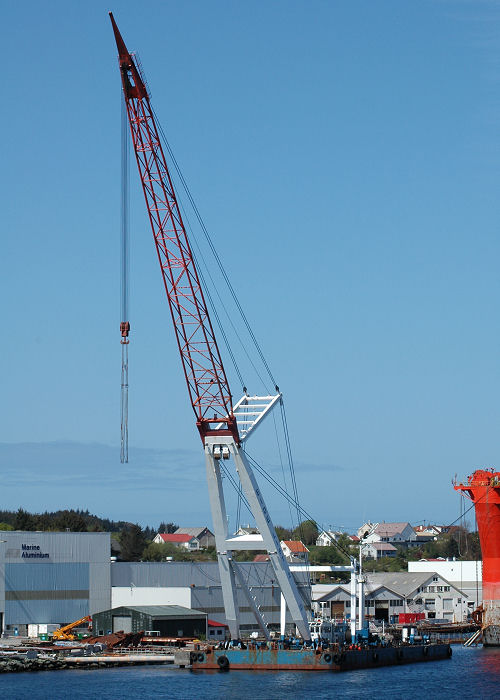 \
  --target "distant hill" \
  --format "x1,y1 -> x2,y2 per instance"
0,507 -> 158,540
